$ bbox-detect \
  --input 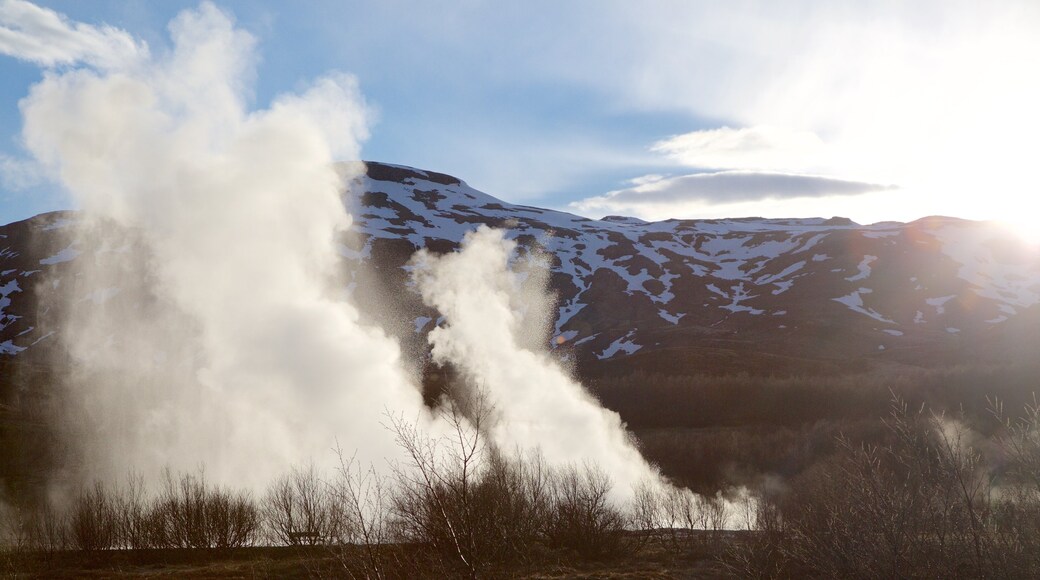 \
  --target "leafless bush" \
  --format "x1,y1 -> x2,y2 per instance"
151,468 -> 259,549
263,464 -> 342,546
6,502 -> 69,553
543,464 -> 625,559
116,473 -> 151,549
70,481 -> 119,551
385,394 -> 636,575
732,396 -> 1040,578
327,449 -> 399,579
387,402 -> 492,577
